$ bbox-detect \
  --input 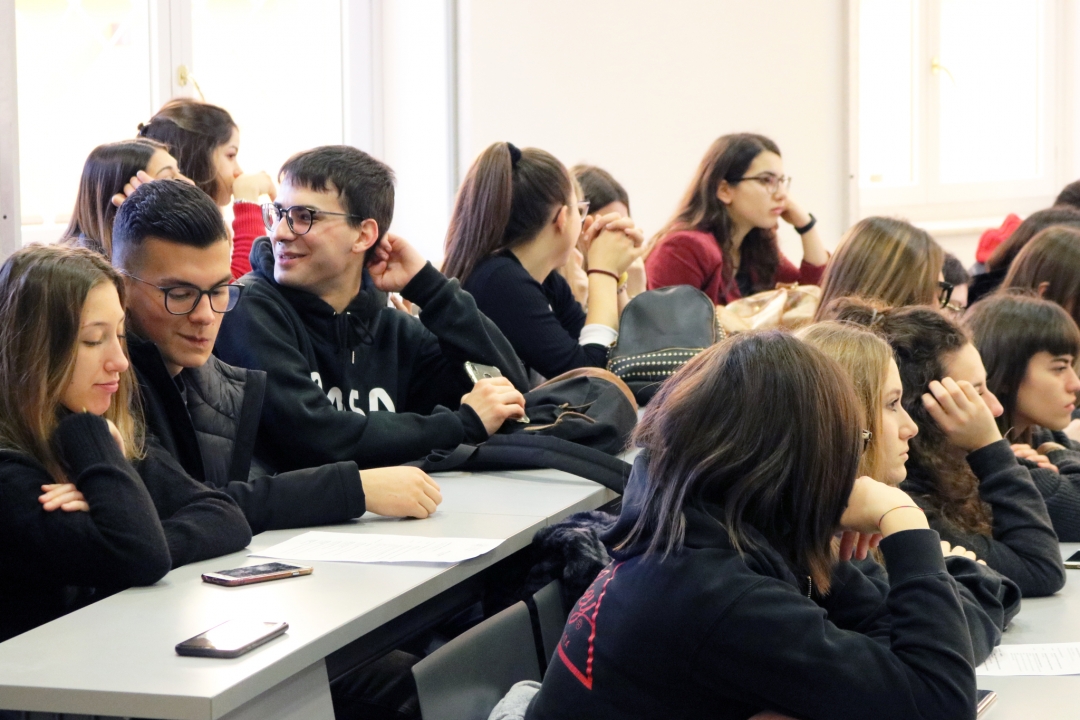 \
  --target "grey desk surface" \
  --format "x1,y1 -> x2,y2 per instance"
0,467 -> 617,720
979,543 -> 1080,719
